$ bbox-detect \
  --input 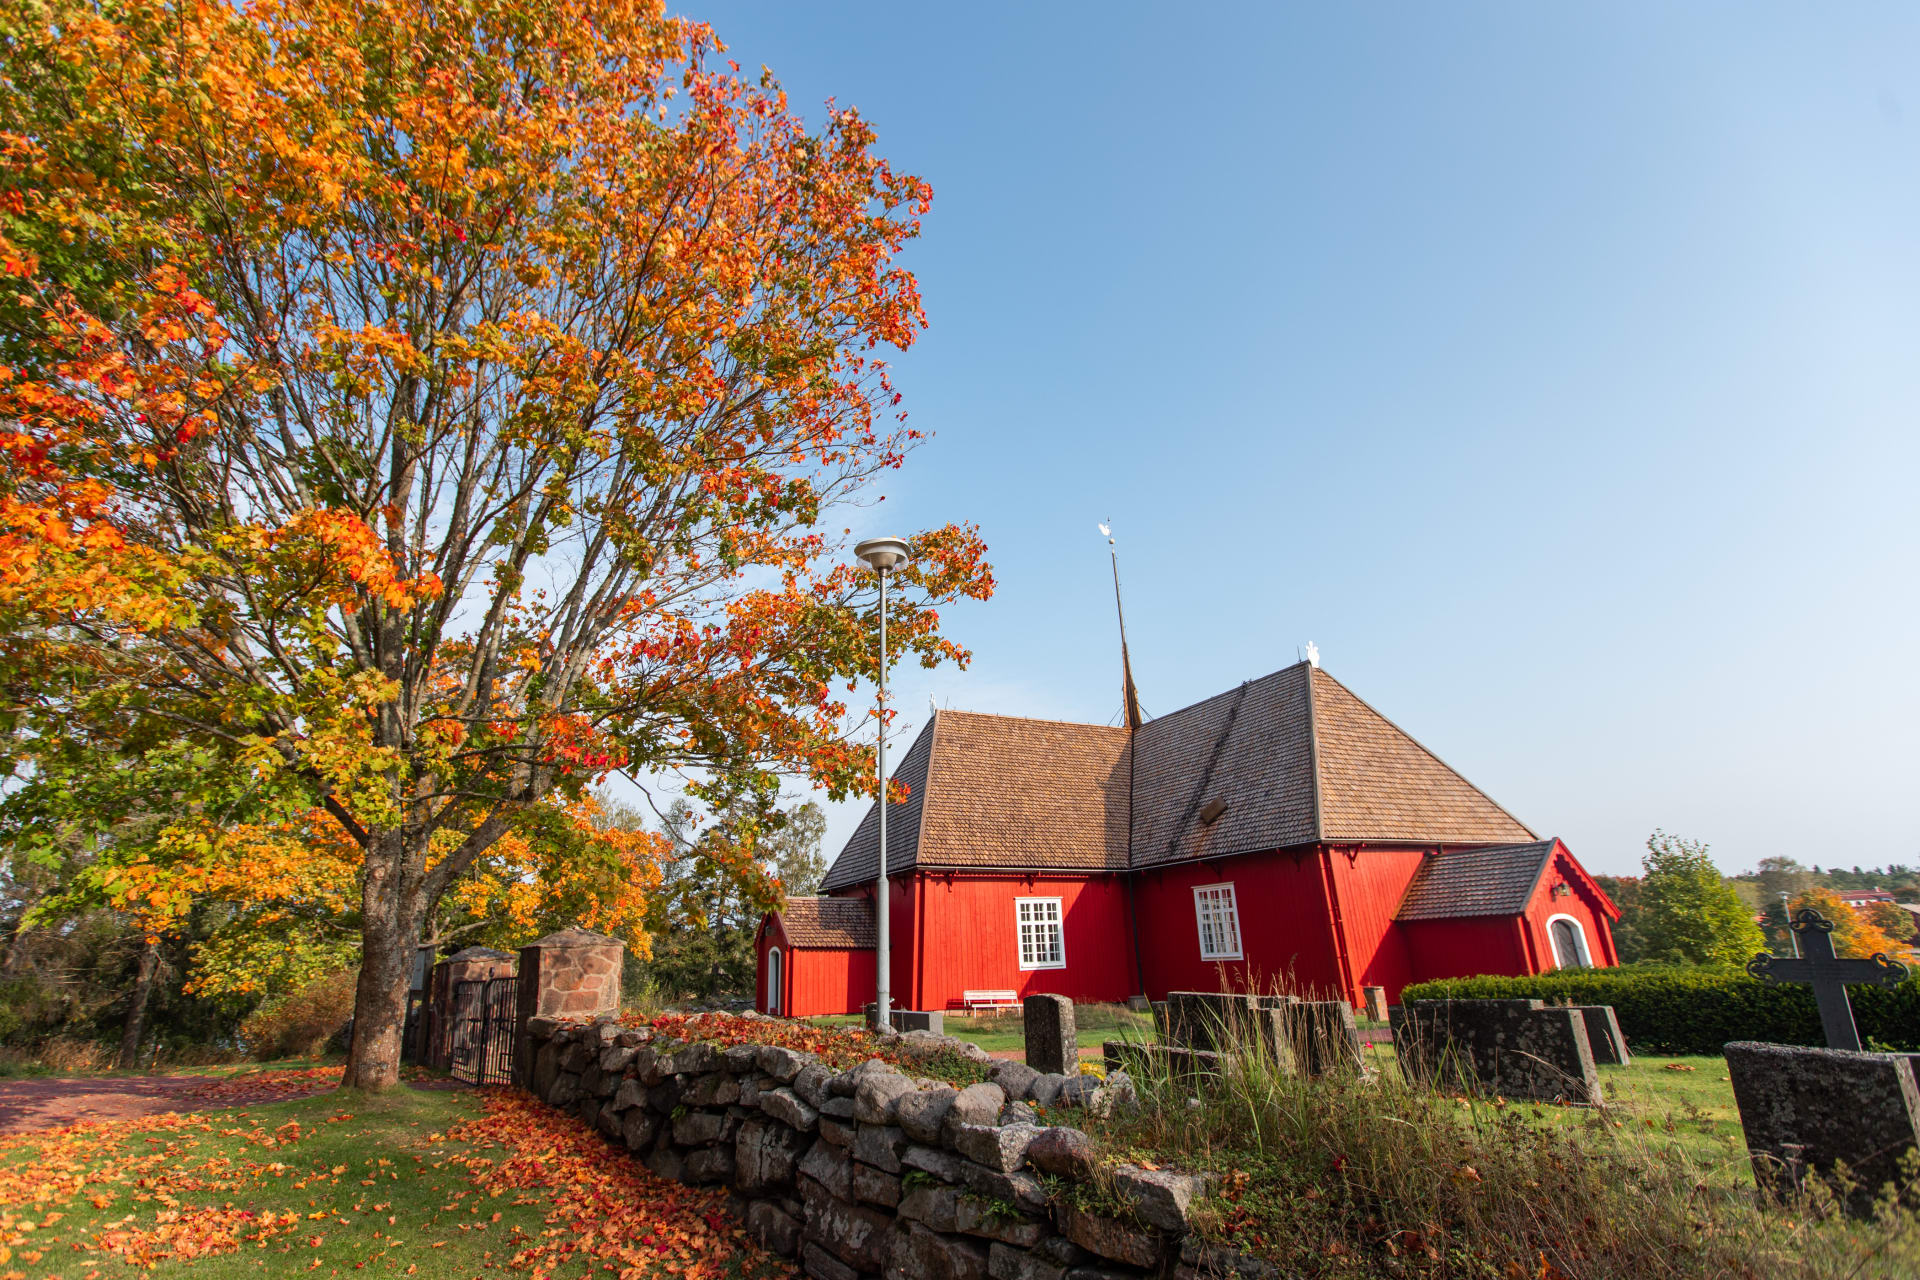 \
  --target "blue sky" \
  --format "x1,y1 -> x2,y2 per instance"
677,2 -> 1920,878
